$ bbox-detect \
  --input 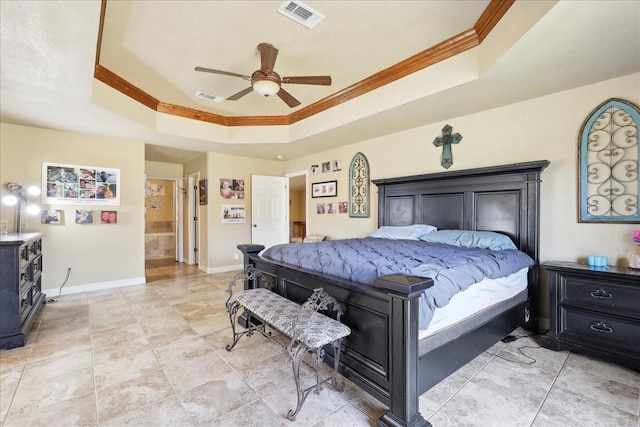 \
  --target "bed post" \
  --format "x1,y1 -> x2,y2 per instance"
237,244 -> 265,277
373,275 -> 433,427
237,244 -> 265,328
